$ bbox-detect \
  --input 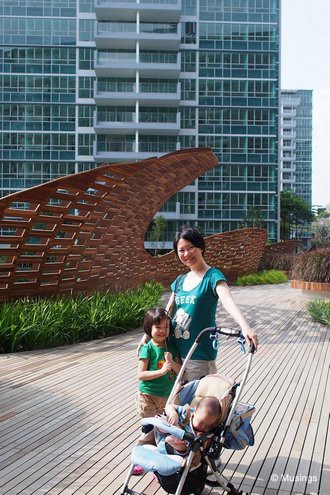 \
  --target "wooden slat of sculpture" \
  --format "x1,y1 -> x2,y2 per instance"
0,148 -> 267,302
